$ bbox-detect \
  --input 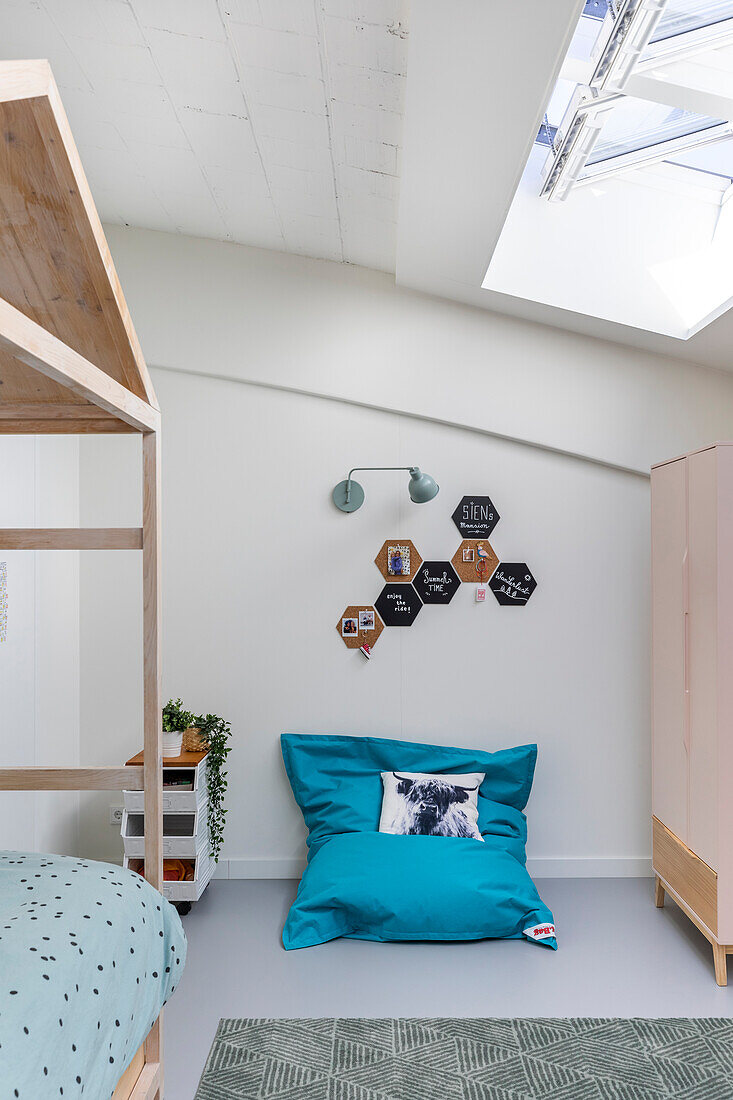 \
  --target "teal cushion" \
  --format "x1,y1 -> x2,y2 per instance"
282,832 -> 556,949
281,733 -> 537,857
281,733 -> 556,951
